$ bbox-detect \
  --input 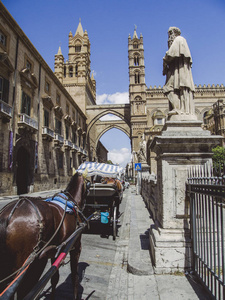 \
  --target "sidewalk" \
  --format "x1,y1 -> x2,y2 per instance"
123,185 -> 211,300
0,187 -> 211,299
